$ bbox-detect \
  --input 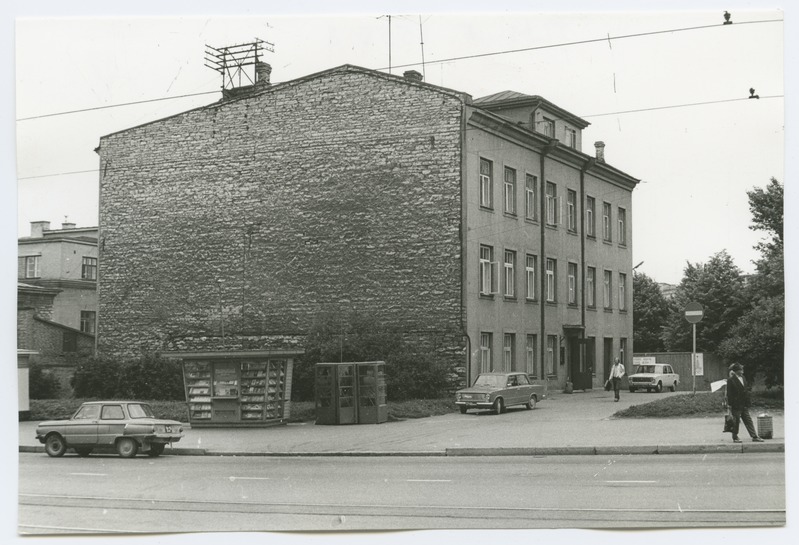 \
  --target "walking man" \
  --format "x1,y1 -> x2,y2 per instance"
726,363 -> 764,443
609,357 -> 626,402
